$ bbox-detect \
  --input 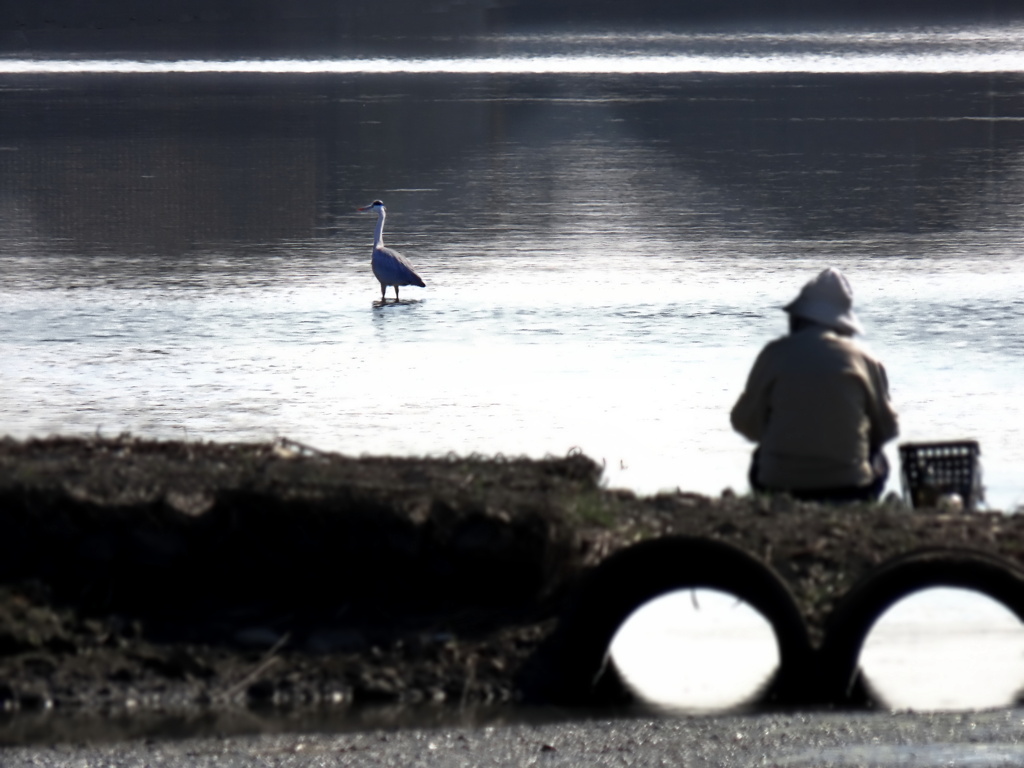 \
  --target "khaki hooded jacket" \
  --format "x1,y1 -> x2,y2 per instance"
731,324 -> 899,490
